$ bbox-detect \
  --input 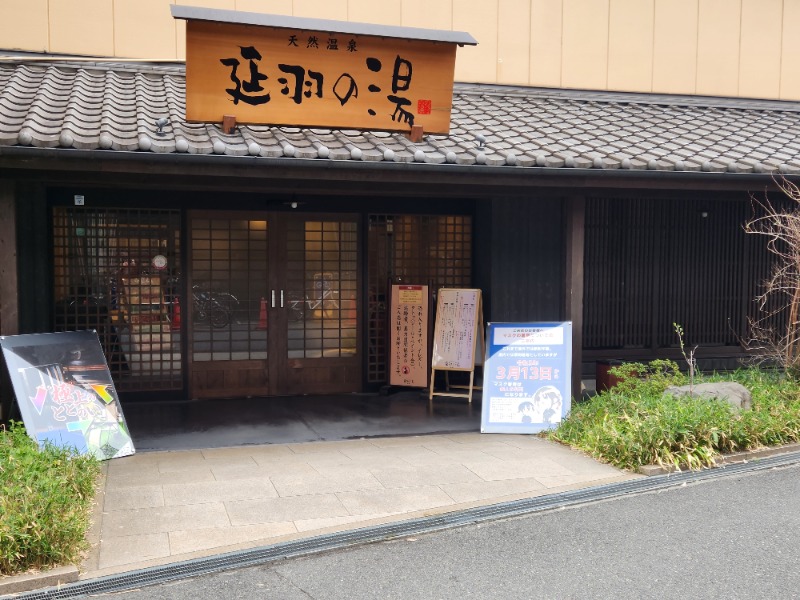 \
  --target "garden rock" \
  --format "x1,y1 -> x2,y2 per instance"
663,382 -> 752,411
